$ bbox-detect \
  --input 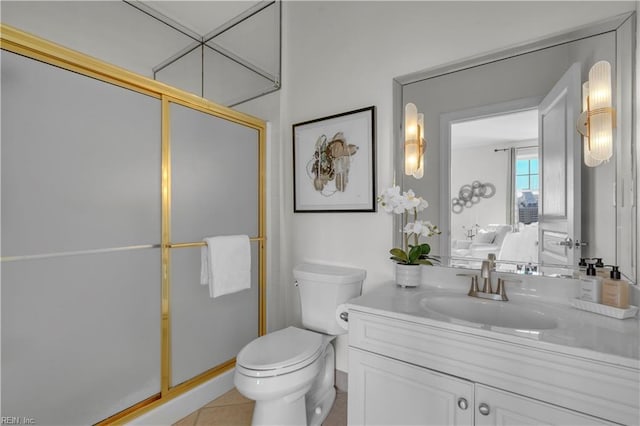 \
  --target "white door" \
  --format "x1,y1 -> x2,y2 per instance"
474,384 -> 614,425
348,348 -> 474,425
538,63 -> 582,267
